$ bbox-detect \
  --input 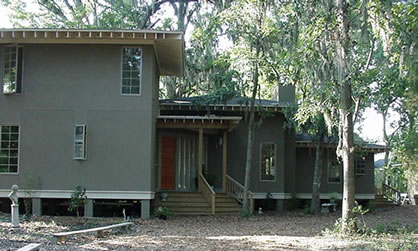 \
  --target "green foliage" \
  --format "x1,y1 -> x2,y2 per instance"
352,201 -> 369,216
68,185 -> 87,217
323,217 -> 367,237
240,206 -> 251,217
366,200 -> 375,213
383,164 -> 408,192
23,173 -> 41,217
154,206 -> 172,220
324,218 -> 418,250
328,192 -> 340,203
303,203 -> 311,214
